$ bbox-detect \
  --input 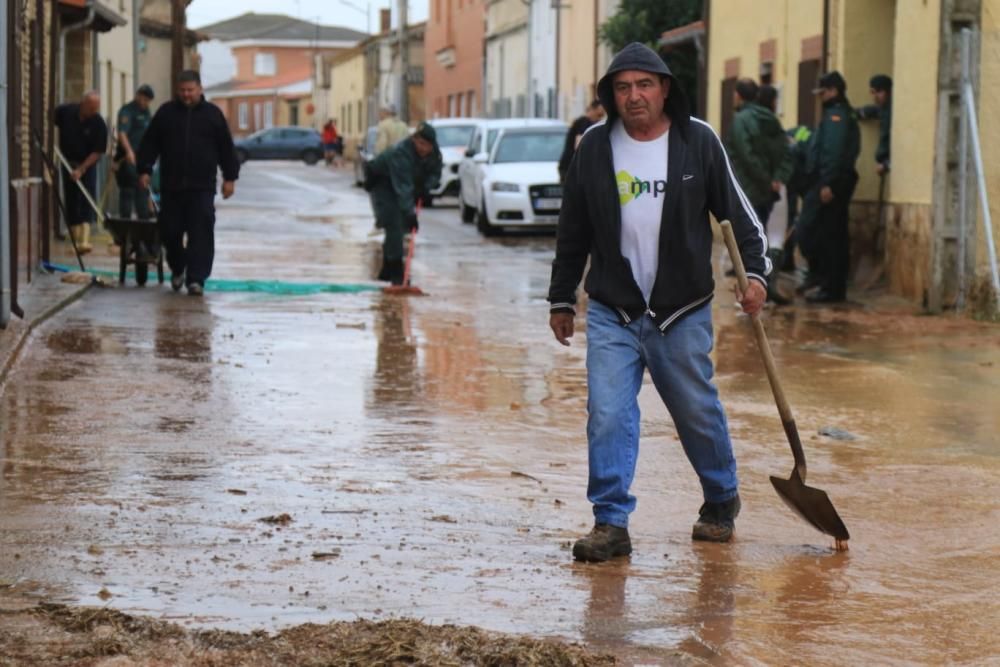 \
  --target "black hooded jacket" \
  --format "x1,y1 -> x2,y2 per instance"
548,43 -> 769,332
137,96 -> 239,193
